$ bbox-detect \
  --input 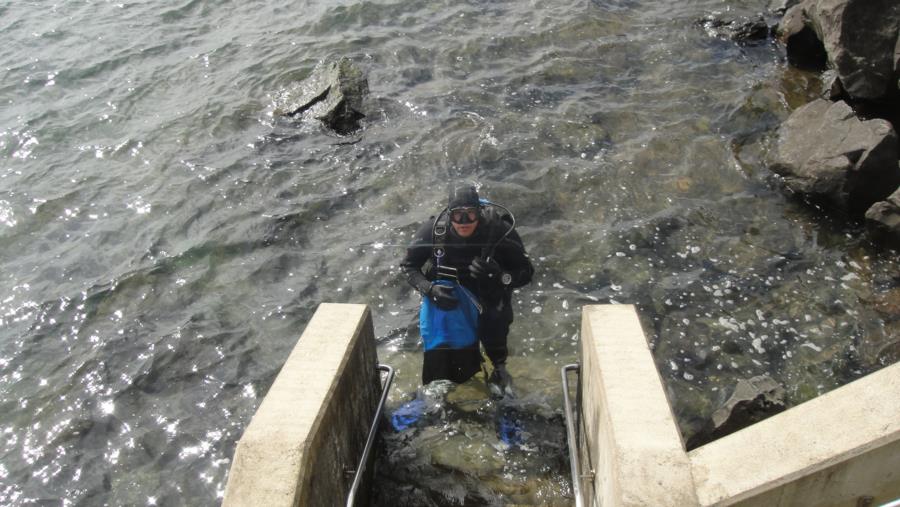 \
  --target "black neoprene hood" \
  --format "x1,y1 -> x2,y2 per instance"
448,184 -> 479,210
